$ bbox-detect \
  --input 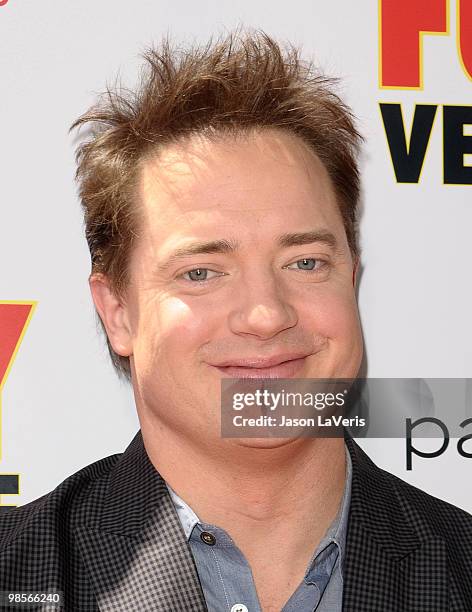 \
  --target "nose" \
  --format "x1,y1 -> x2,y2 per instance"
228,273 -> 298,339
